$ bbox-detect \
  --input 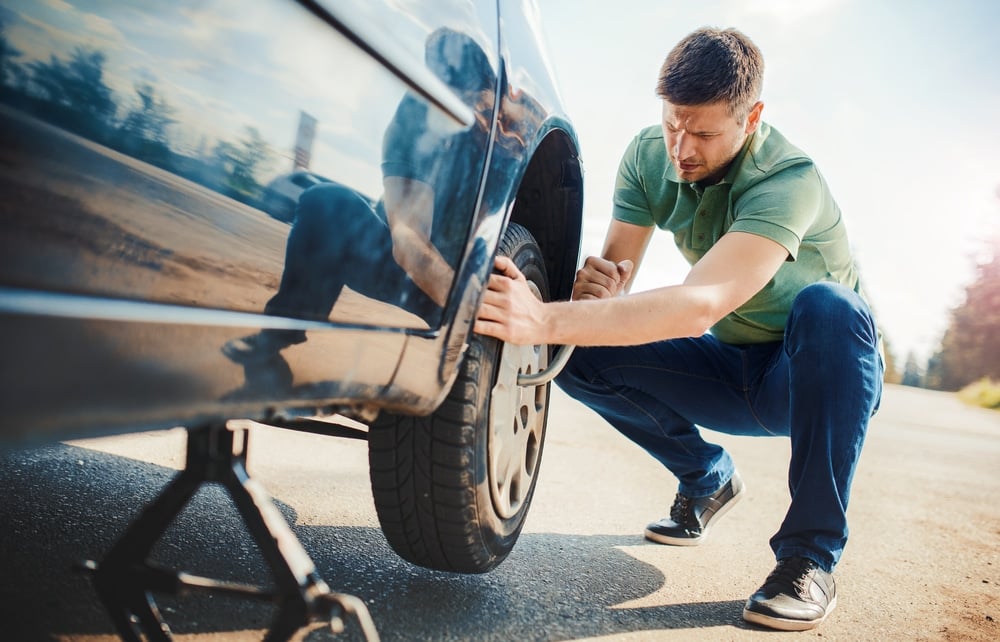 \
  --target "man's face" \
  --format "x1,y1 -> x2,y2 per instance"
661,99 -> 763,185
